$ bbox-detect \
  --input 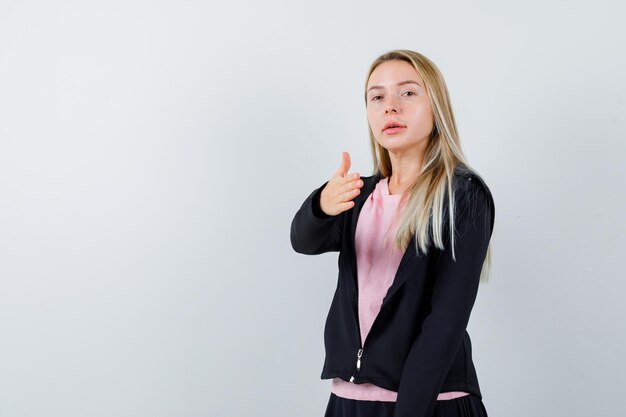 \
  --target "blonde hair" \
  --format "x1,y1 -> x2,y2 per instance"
364,49 -> 493,283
